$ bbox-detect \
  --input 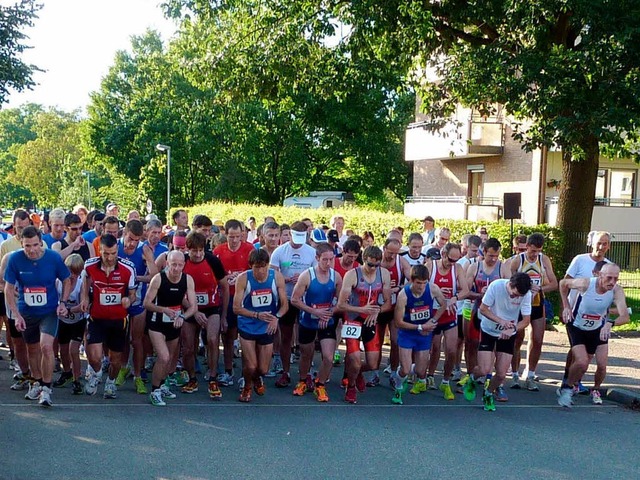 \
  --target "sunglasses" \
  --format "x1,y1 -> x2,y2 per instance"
366,261 -> 380,268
